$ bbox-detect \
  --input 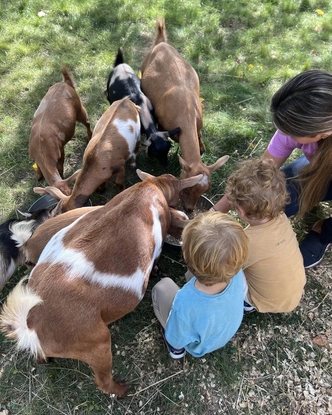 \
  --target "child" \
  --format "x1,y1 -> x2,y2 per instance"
152,212 -> 248,359
224,158 -> 306,313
